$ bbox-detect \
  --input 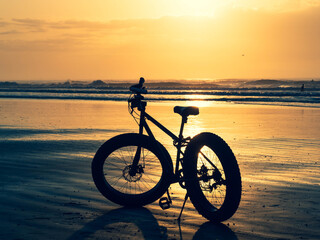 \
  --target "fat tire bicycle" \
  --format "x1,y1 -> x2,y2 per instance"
91,78 -> 241,222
